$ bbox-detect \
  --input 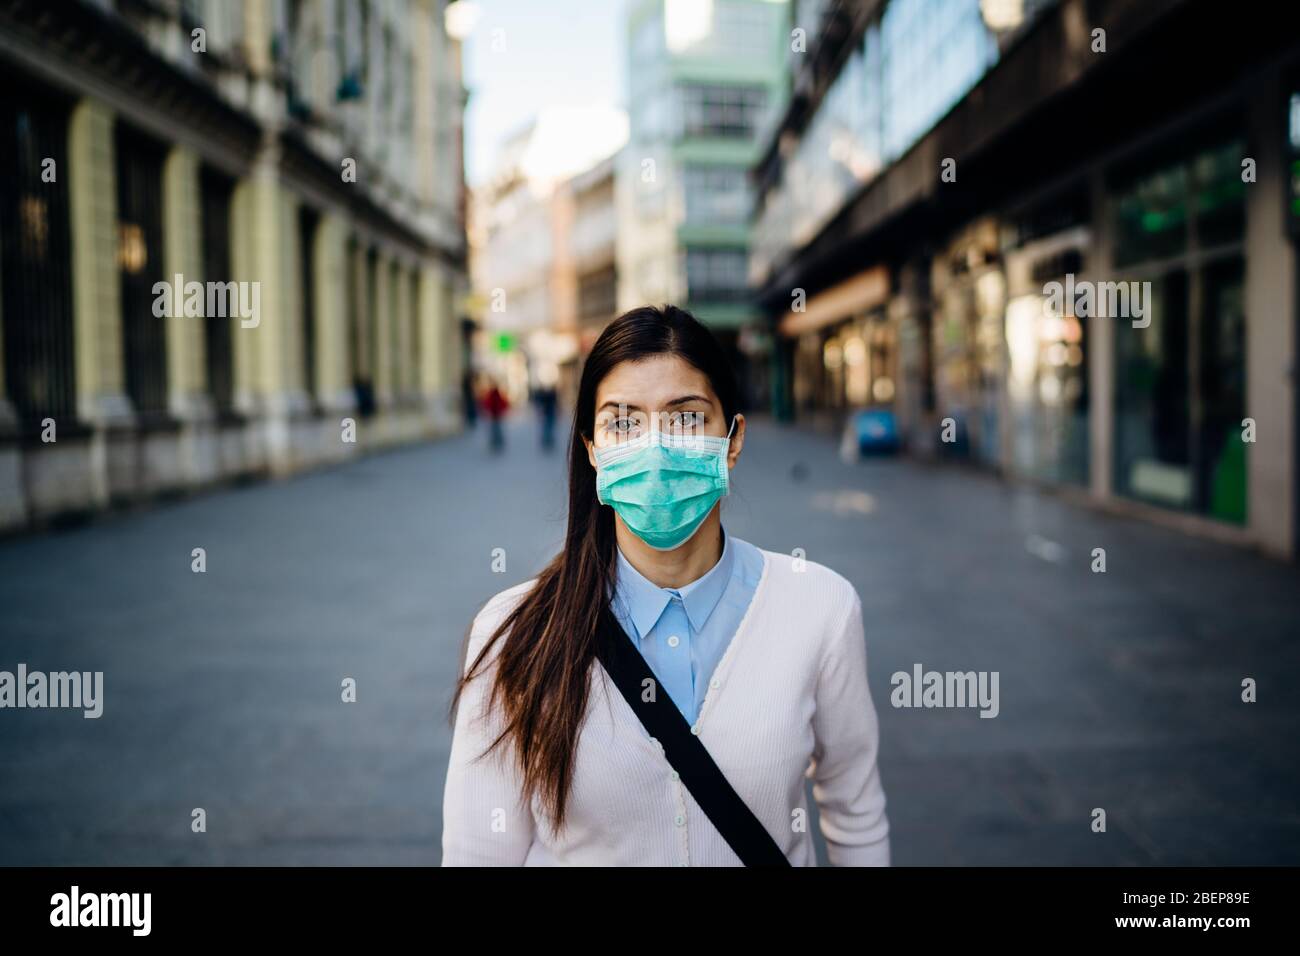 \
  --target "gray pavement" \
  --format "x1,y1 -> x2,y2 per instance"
1,414 -> 1297,865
